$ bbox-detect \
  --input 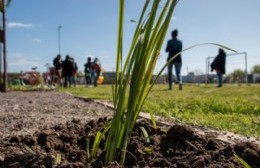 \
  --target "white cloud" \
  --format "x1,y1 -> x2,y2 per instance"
8,53 -> 42,72
7,22 -> 34,28
31,38 -> 42,43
